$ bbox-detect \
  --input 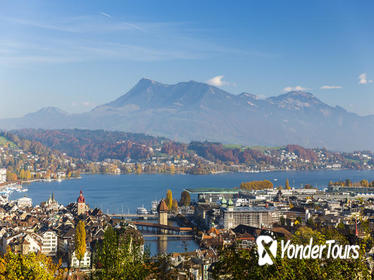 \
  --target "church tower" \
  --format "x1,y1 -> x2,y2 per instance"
77,190 -> 86,215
